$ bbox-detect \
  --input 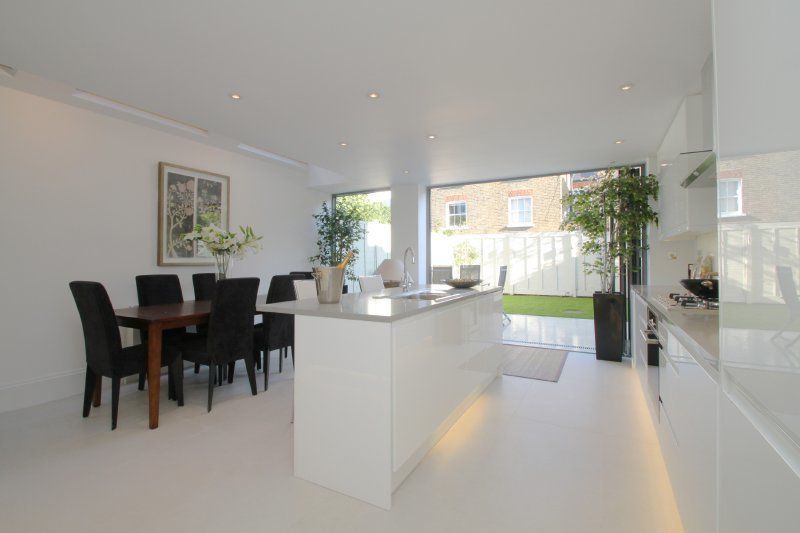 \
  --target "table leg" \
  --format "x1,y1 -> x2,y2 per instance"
92,375 -> 102,407
147,323 -> 162,429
